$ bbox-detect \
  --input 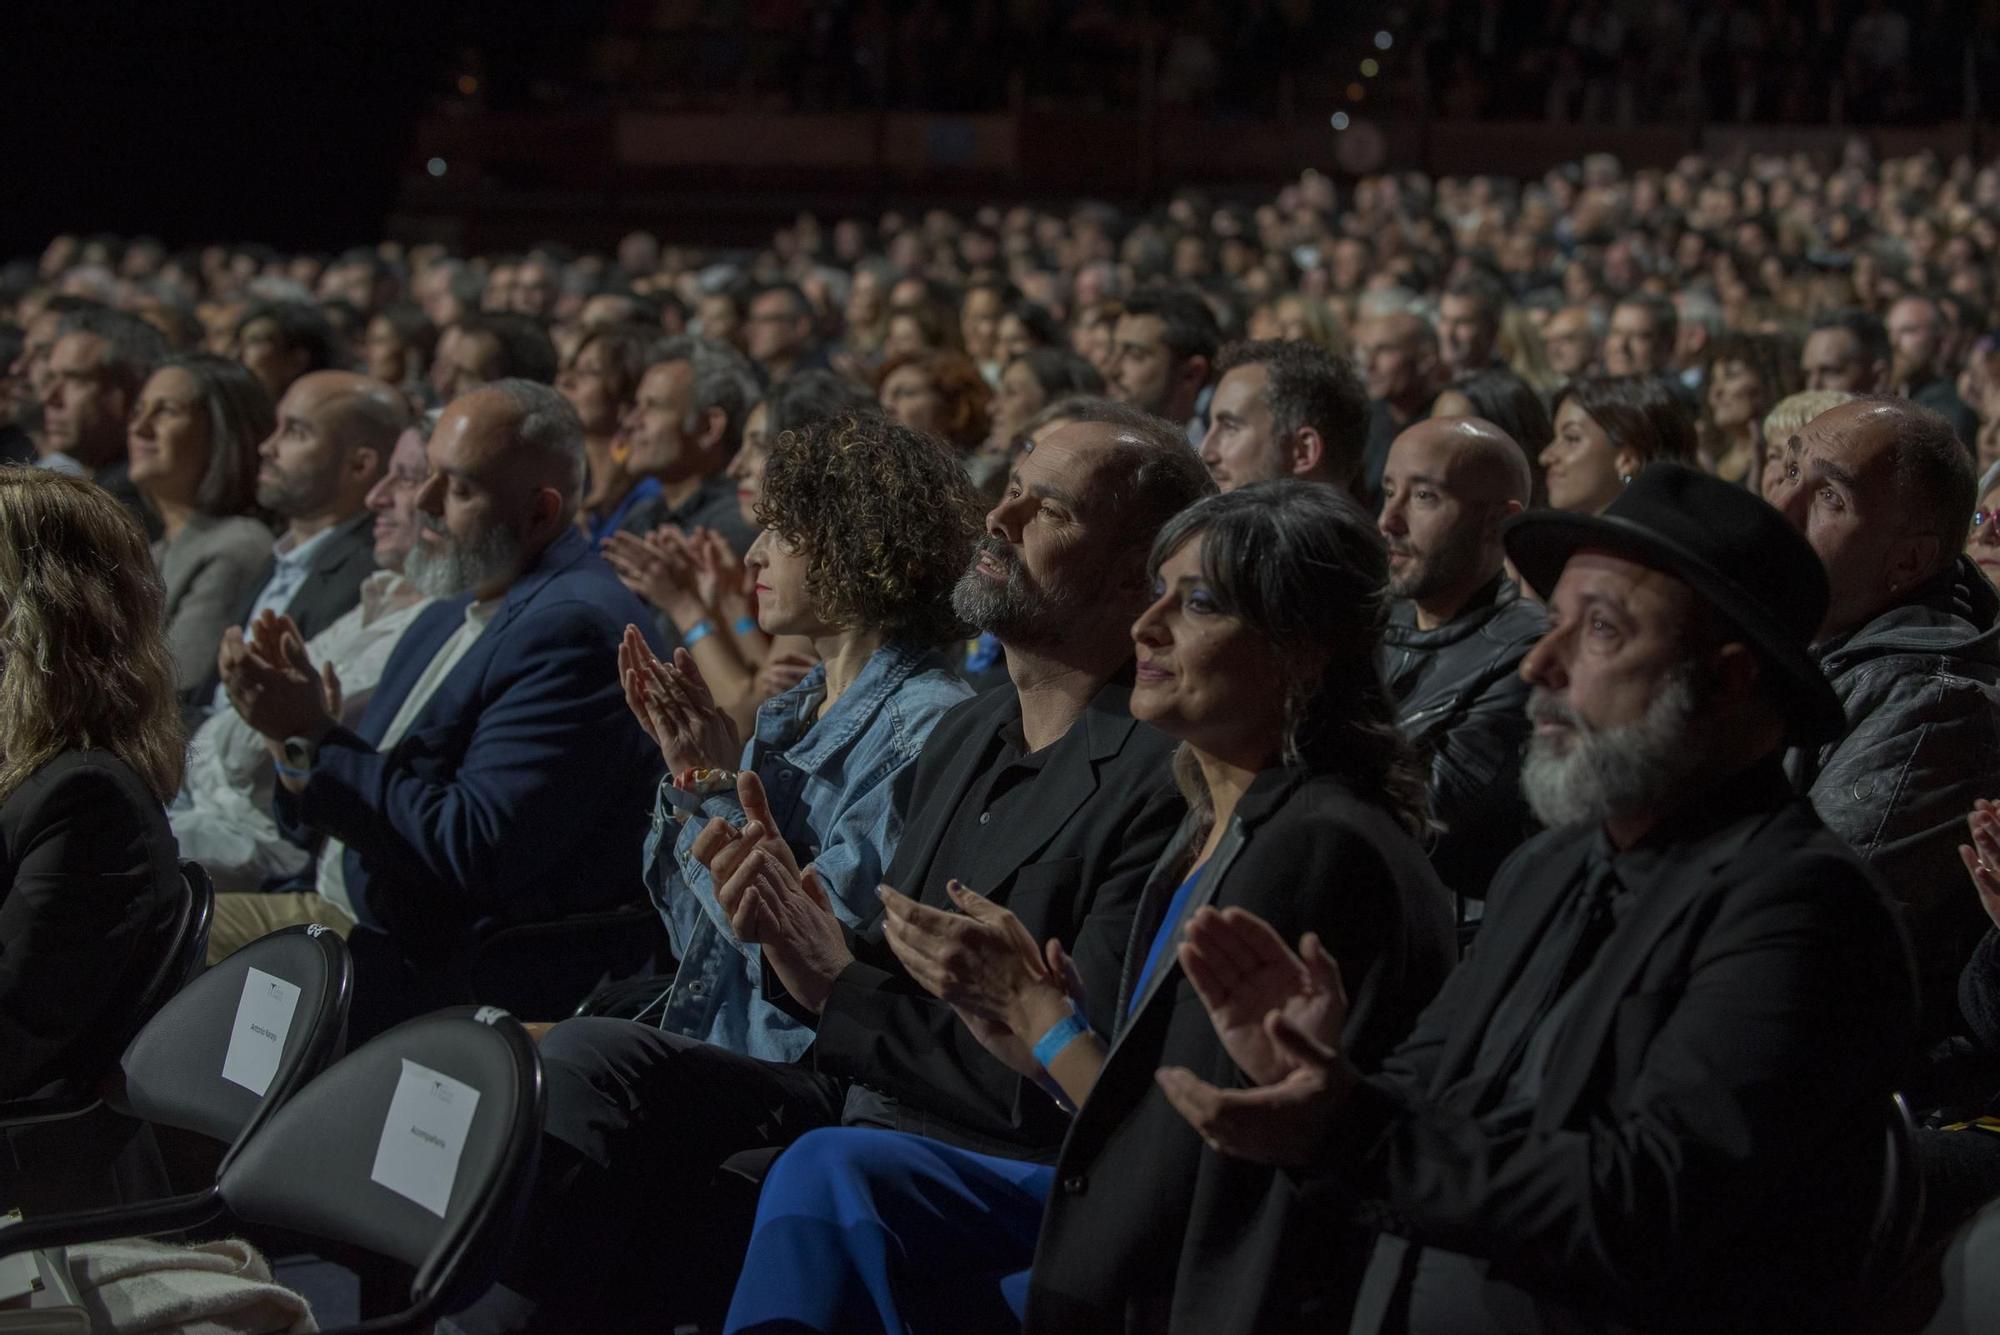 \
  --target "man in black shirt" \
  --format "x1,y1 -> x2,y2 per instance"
446,400 -> 1211,1332
1161,465 -> 1916,1333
